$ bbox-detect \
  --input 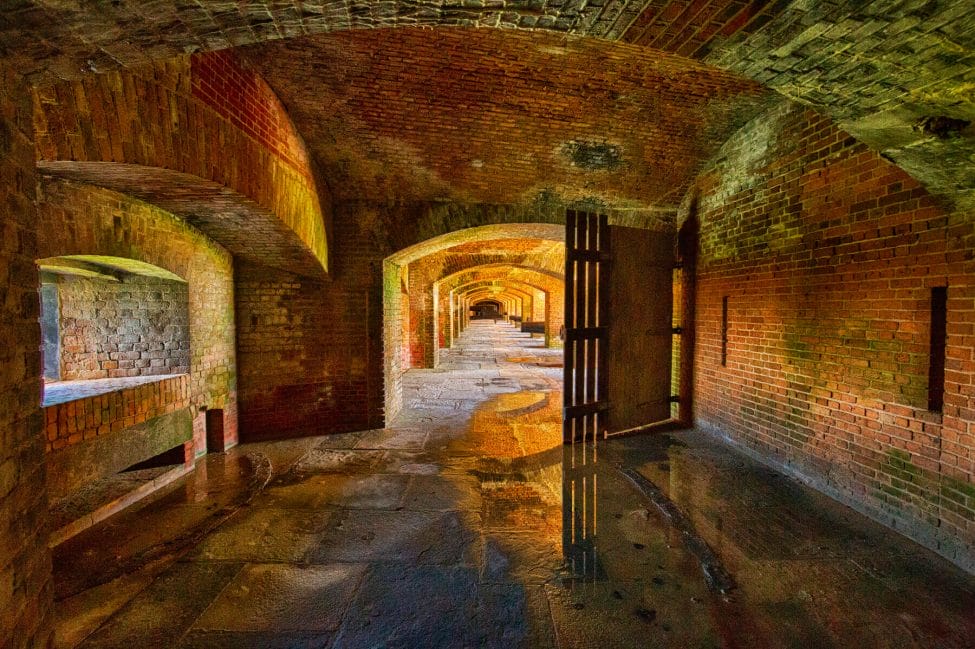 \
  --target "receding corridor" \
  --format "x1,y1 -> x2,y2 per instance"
53,321 -> 975,648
